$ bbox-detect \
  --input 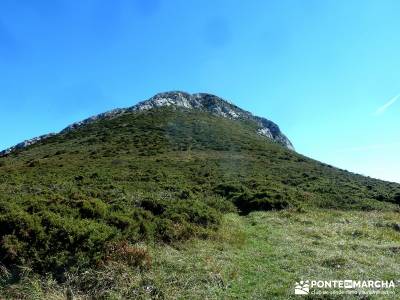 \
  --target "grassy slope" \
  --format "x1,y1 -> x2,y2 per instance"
0,107 -> 399,298
3,210 -> 400,299
151,210 -> 400,299
1,108 -> 398,210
